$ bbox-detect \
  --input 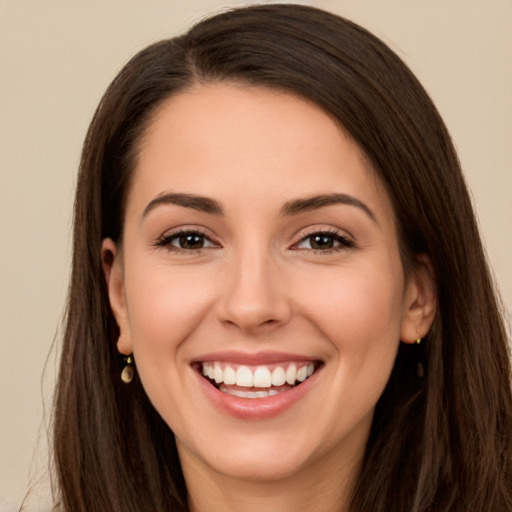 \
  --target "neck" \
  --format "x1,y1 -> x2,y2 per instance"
180,445 -> 361,512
